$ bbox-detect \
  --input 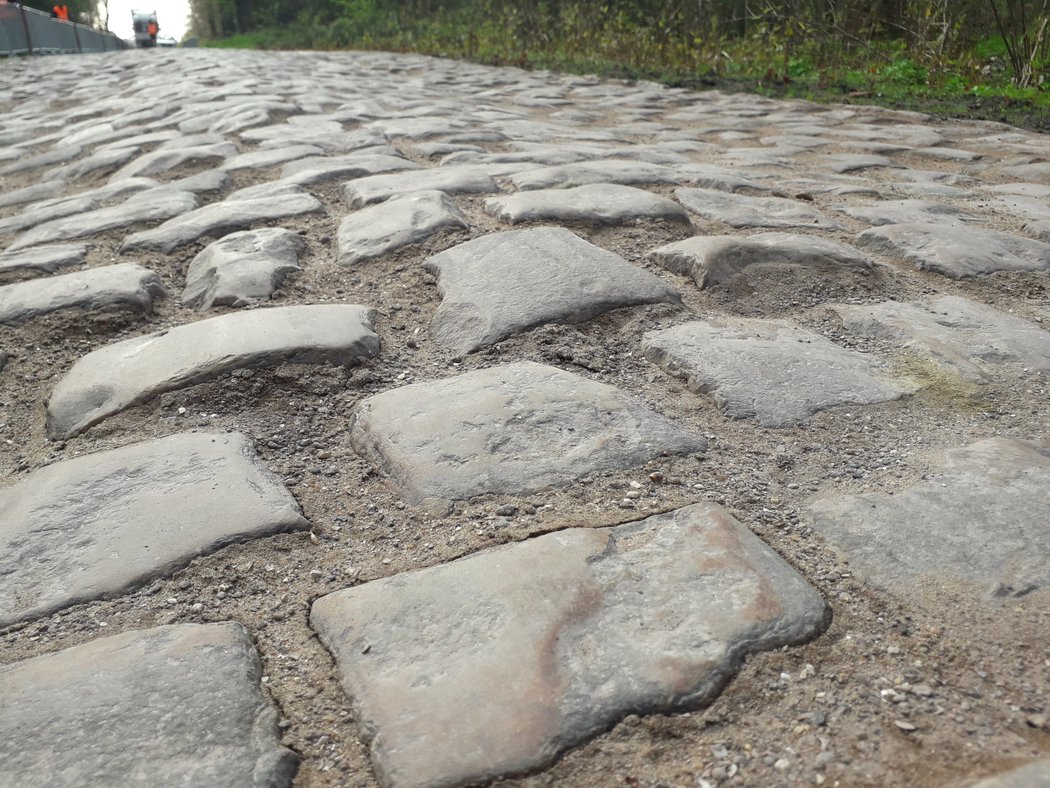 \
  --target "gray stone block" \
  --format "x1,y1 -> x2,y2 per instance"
46,145 -> 142,182
224,144 -> 324,173
834,295 -> 1050,381
0,144 -> 82,176
281,153 -> 419,187
8,189 -> 199,252
820,153 -> 894,173
207,108 -> 273,135
675,187 -> 843,230
0,177 -> 158,237
987,182 -> 1050,198
833,198 -> 973,226
915,146 -> 982,161
182,227 -> 305,309
108,142 -> 237,182
486,184 -> 690,225
424,226 -> 680,354
246,126 -> 388,154
0,180 -> 66,210
854,222 -> 1050,278
776,175 -> 881,198
717,146 -> 803,168
992,195 -> 1050,223
677,164 -> 773,192
311,503 -> 828,788
46,304 -> 379,439
0,244 -> 88,279
349,360 -> 705,503
0,622 -> 298,787
1027,219 -> 1050,242
343,165 -> 500,208
509,159 -> 678,190
96,130 -> 178,153
337,190 -> 468,266
169,169 -> 232,195
0,432 -> 307,627
0,263 -> 166,325
971,760 -> 1050,788
999,162 -> 1050,184
649,232 -> 874,288
156,133 -> 229,151
120,186 -> 322,254
366,115 -> 470,140
0,193 -> 95,237
809,438 -> 1050,597
643,318 -> 913,426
